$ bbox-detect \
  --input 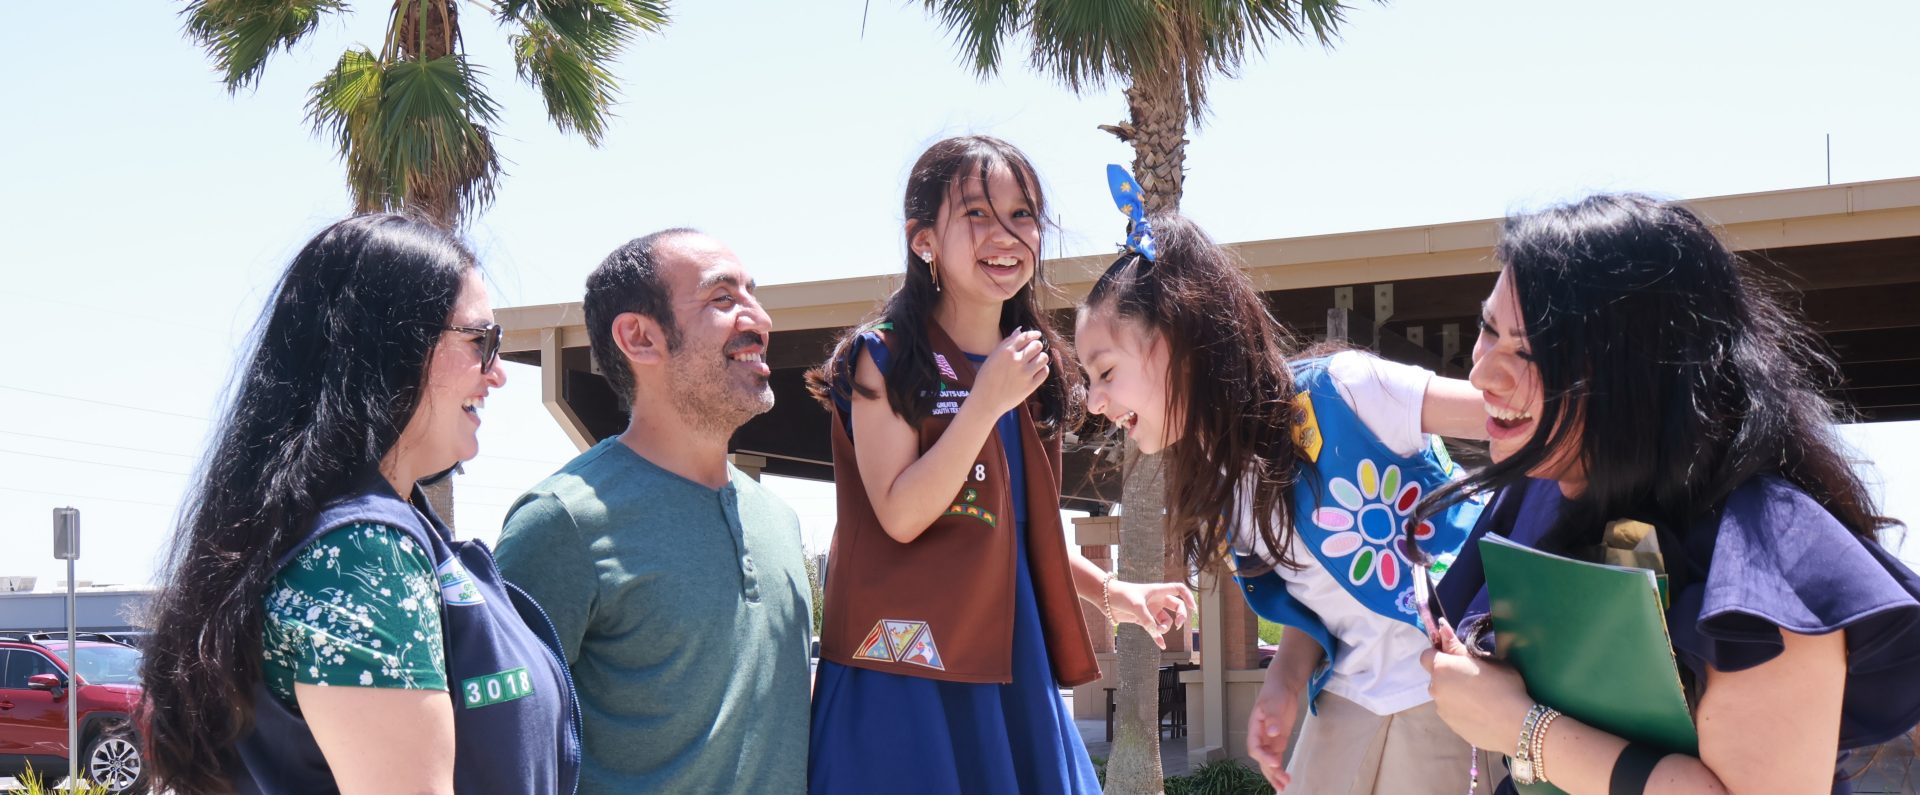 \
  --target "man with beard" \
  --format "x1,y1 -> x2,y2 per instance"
494,229 -> 812,794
